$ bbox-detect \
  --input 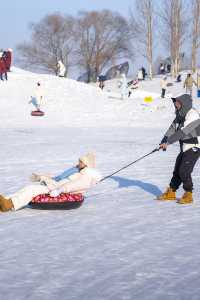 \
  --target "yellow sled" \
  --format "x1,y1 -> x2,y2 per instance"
144,96 -> 153,103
